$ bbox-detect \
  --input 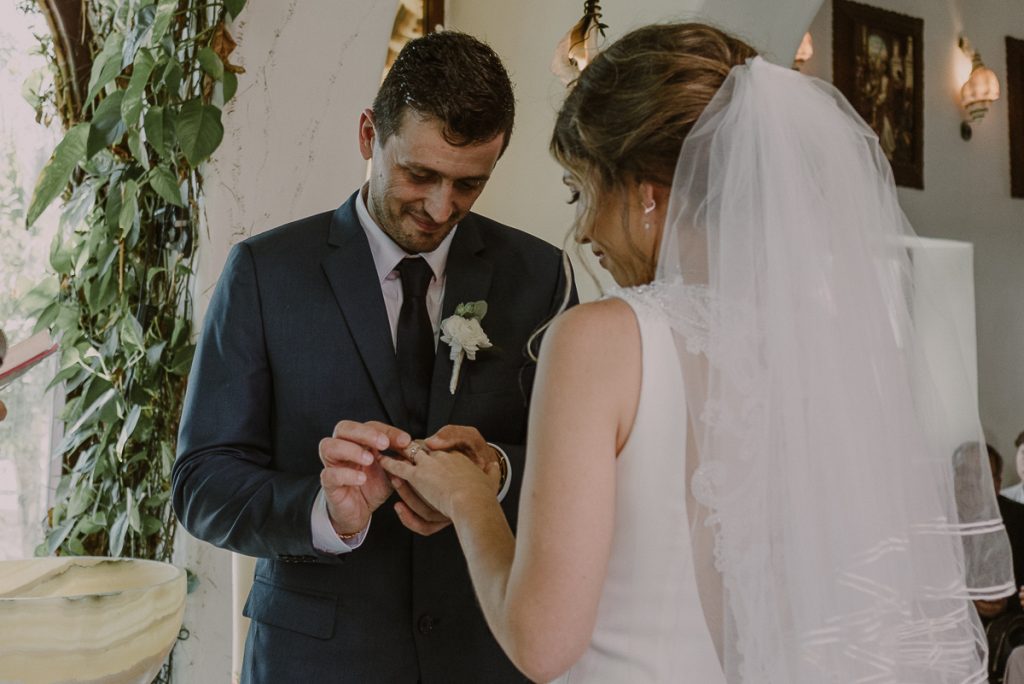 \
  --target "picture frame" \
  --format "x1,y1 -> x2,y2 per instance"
1007,36 -> 1024,199
385,1 -> 446,73
833,0 -> 924,188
